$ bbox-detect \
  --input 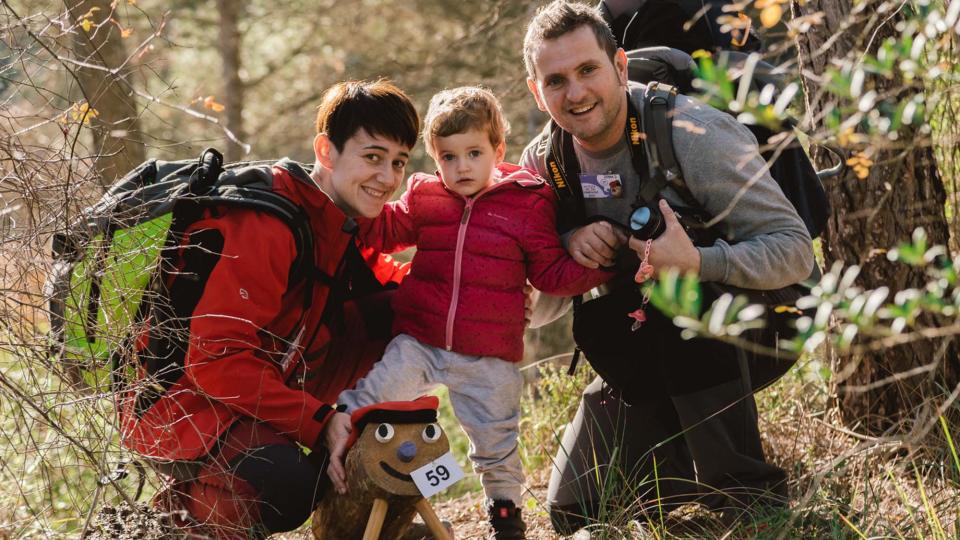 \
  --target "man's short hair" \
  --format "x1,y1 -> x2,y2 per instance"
523,0 -> 618,79
315,80 -> 419,151
421,86 -> 510,158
